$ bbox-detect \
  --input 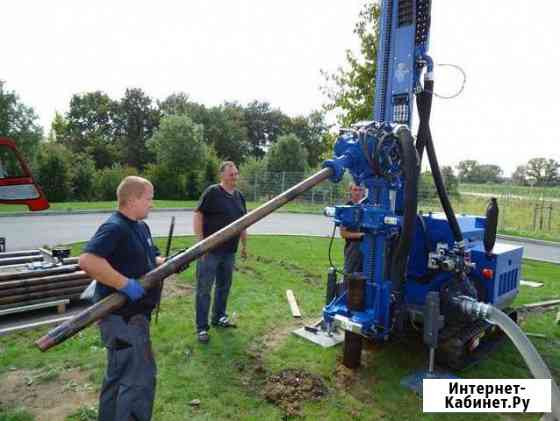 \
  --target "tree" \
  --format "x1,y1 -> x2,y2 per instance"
56,91 -> 123,169
159,92 -> 209,125
456,160 -> 502,183
205,103 -> 250,164
70,153 -> 97,201
456,160 -> 479,183
284,111 -> 330,168
266,134 -> 308,173
114,88 -> 160,169
36,144 -> 72,202
0,81 -> 43,161
525,158 -> 560,186
201,148 -> 220,191
144,163 -> 185,200
147,114 -> 207,175
185,171 -> 200,200
475,164 -> 503,184
244,100 -> 289,159
238,156 -> 268,200
511,165 -> 528,186
441,166 -> 459,196
321,2 -> 380,126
